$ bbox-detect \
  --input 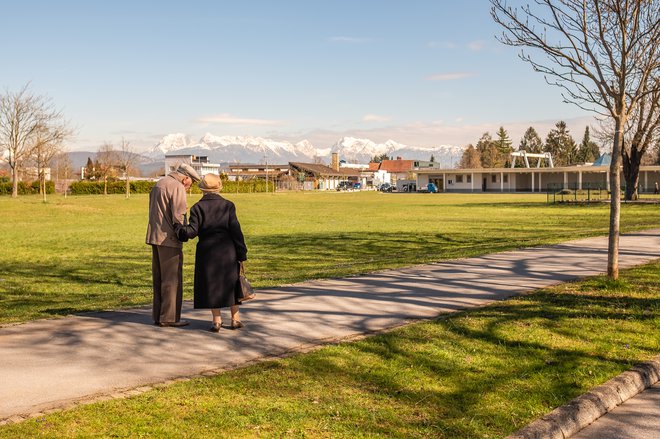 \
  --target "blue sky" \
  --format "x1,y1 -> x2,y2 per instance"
1,0 -> 597,152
